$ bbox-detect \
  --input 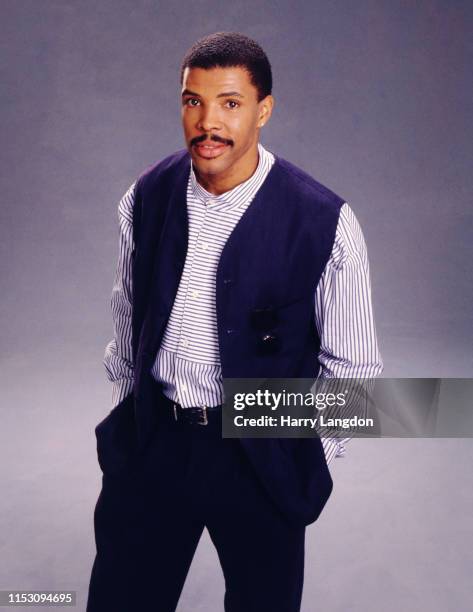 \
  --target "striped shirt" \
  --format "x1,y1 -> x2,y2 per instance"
104,143 -> 383,465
